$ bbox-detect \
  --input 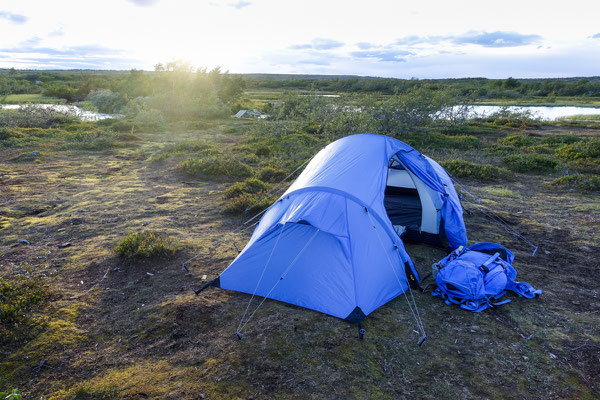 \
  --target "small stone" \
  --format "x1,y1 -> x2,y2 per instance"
58,242 -> 72,248
142,221 -> 150,226
549,353 -> 557,359
146,272 -> 154,276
